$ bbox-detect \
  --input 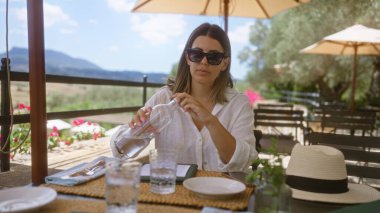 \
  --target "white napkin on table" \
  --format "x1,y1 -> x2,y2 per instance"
45,156 -> 112,186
